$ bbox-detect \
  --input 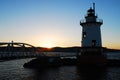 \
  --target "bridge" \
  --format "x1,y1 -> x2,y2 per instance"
0,41 -> 81,60
0,41 -> 40,60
